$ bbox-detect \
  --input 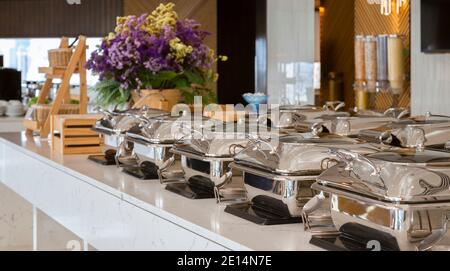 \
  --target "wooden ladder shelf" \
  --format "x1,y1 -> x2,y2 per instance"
24,36 -> 88,138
